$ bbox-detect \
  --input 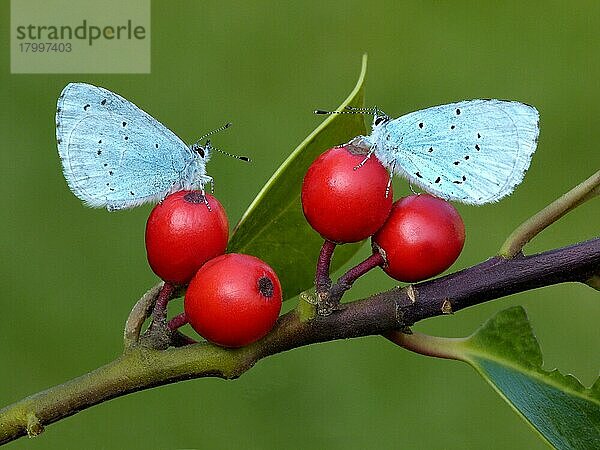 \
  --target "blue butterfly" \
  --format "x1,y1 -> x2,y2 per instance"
56,83 -> 232,211
318,100 -> 539,204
